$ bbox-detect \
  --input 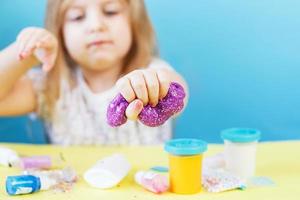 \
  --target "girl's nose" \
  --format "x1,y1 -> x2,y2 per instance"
87,11 -> 107,33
